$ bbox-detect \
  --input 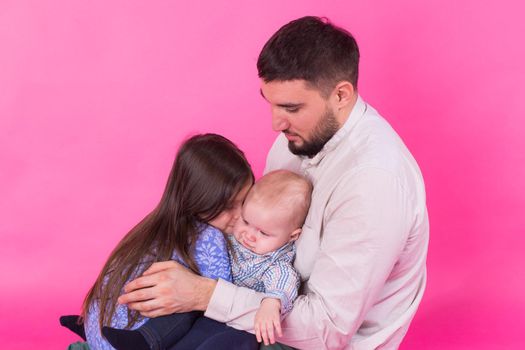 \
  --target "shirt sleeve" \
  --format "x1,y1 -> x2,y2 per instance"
262,258 -> 300,315
205,168 -> 411,349
194,226 -> 232,282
